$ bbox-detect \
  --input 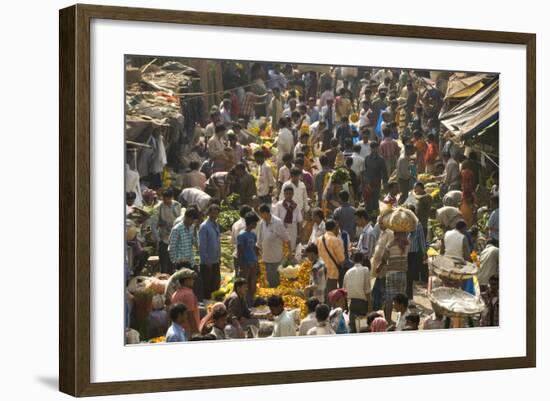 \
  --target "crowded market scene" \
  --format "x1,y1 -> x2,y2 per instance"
124,57 -> 499,344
